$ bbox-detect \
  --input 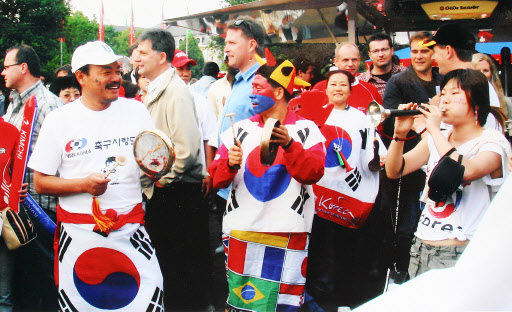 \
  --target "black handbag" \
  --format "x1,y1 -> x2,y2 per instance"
428,147 -> 465,203
2,206 -> 37,250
